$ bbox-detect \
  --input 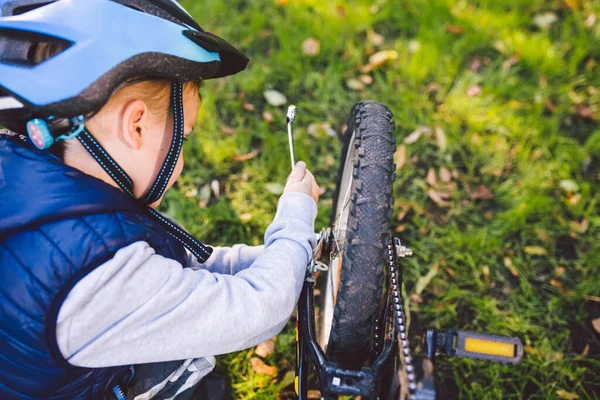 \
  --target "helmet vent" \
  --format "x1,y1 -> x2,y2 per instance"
111,0 -> 204,32
0,29 -> 72,66
11,2 -> 55,15
1,1 -> 57,16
